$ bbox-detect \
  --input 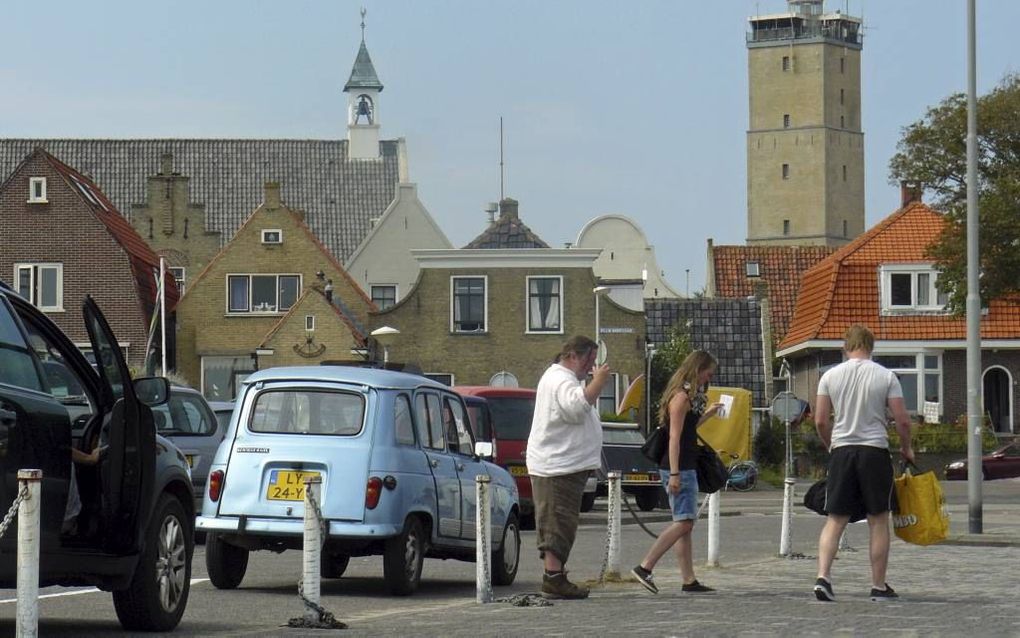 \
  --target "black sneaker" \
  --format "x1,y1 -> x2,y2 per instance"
814,577 -> 835,602
631,565 -> 658,594
681,580 -> 715,593
870,584 -> 898,601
